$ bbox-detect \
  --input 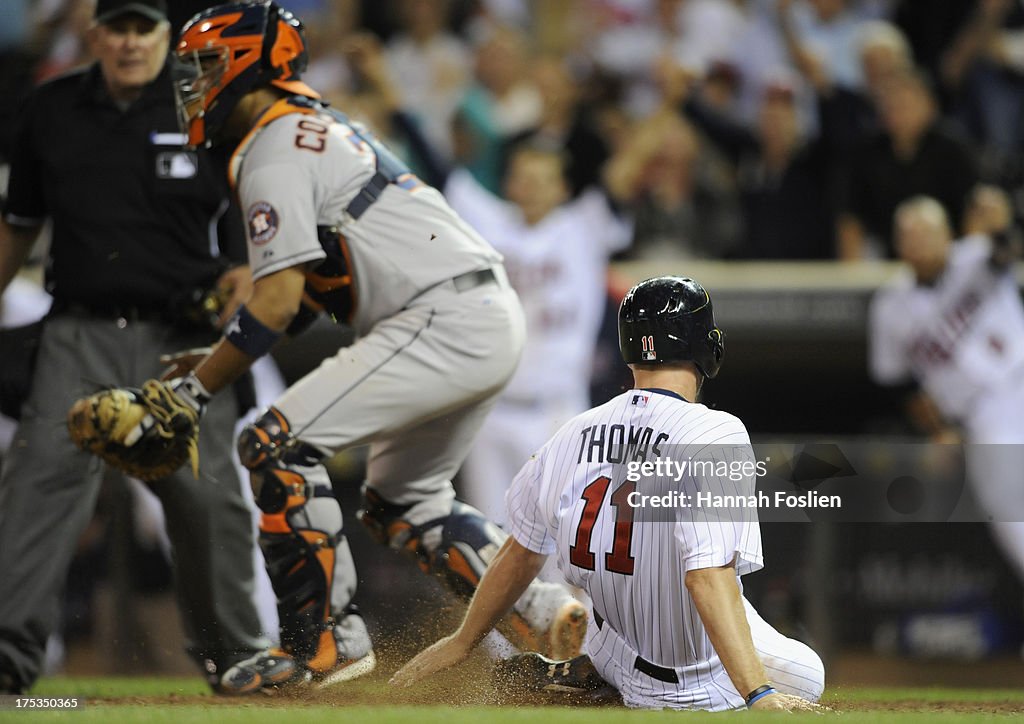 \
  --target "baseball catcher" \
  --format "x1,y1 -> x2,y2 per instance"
67,377 -> 208,482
